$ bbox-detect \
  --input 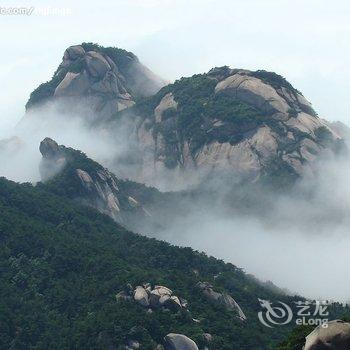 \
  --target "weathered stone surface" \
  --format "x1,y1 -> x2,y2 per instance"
126,339 -> 140,349
85,51 -> 111,78
215,73 -> 290,115
202,333 -> 213,343
39,138 -> 61,159
196,281 -> 247,320
164,333 -> 199,350
133,286 -> 150,307
304,320 -> 350,350
39,138 -> 66,181
65,45 -> 85,60
54,72 -> 90,97
39,138 -> 148,224
155,93 -> 178,123
27,44 -> 165,122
